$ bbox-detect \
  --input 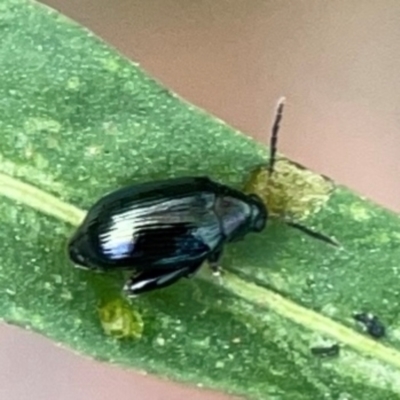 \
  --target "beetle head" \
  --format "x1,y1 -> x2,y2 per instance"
247,193 -> 268,232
